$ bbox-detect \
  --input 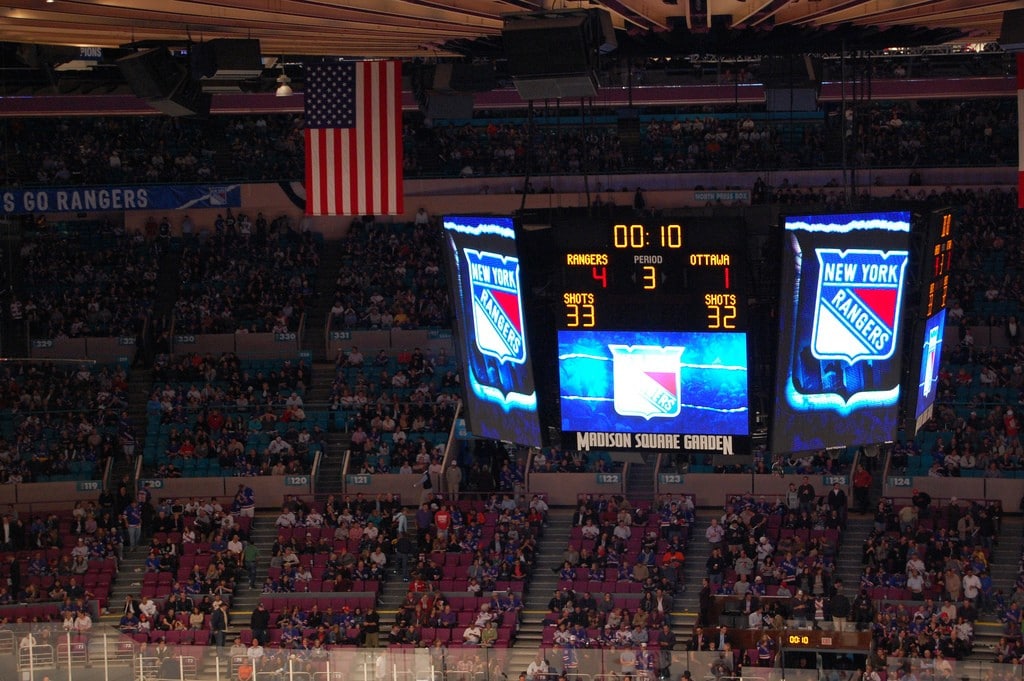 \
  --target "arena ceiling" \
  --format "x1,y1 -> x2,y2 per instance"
0,0 -> 1018,59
